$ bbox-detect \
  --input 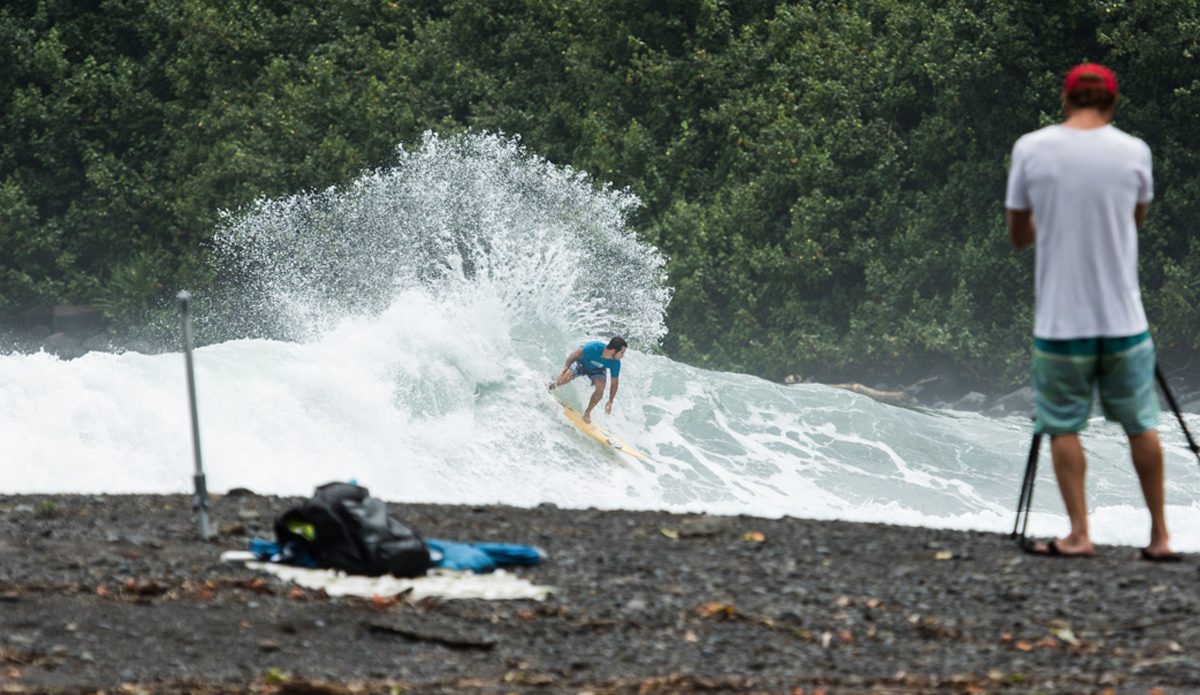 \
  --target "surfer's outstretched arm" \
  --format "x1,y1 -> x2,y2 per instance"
605,376 -> 619,415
